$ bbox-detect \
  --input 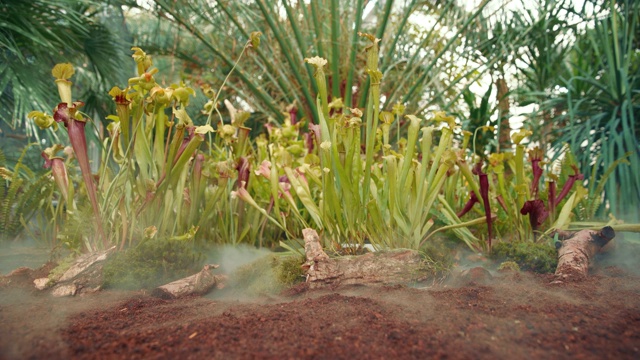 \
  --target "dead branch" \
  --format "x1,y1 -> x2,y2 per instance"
302,229 -> 430,289
152,264 -> 224,299
45,246 -> 116,297
553,226 -> 615,282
